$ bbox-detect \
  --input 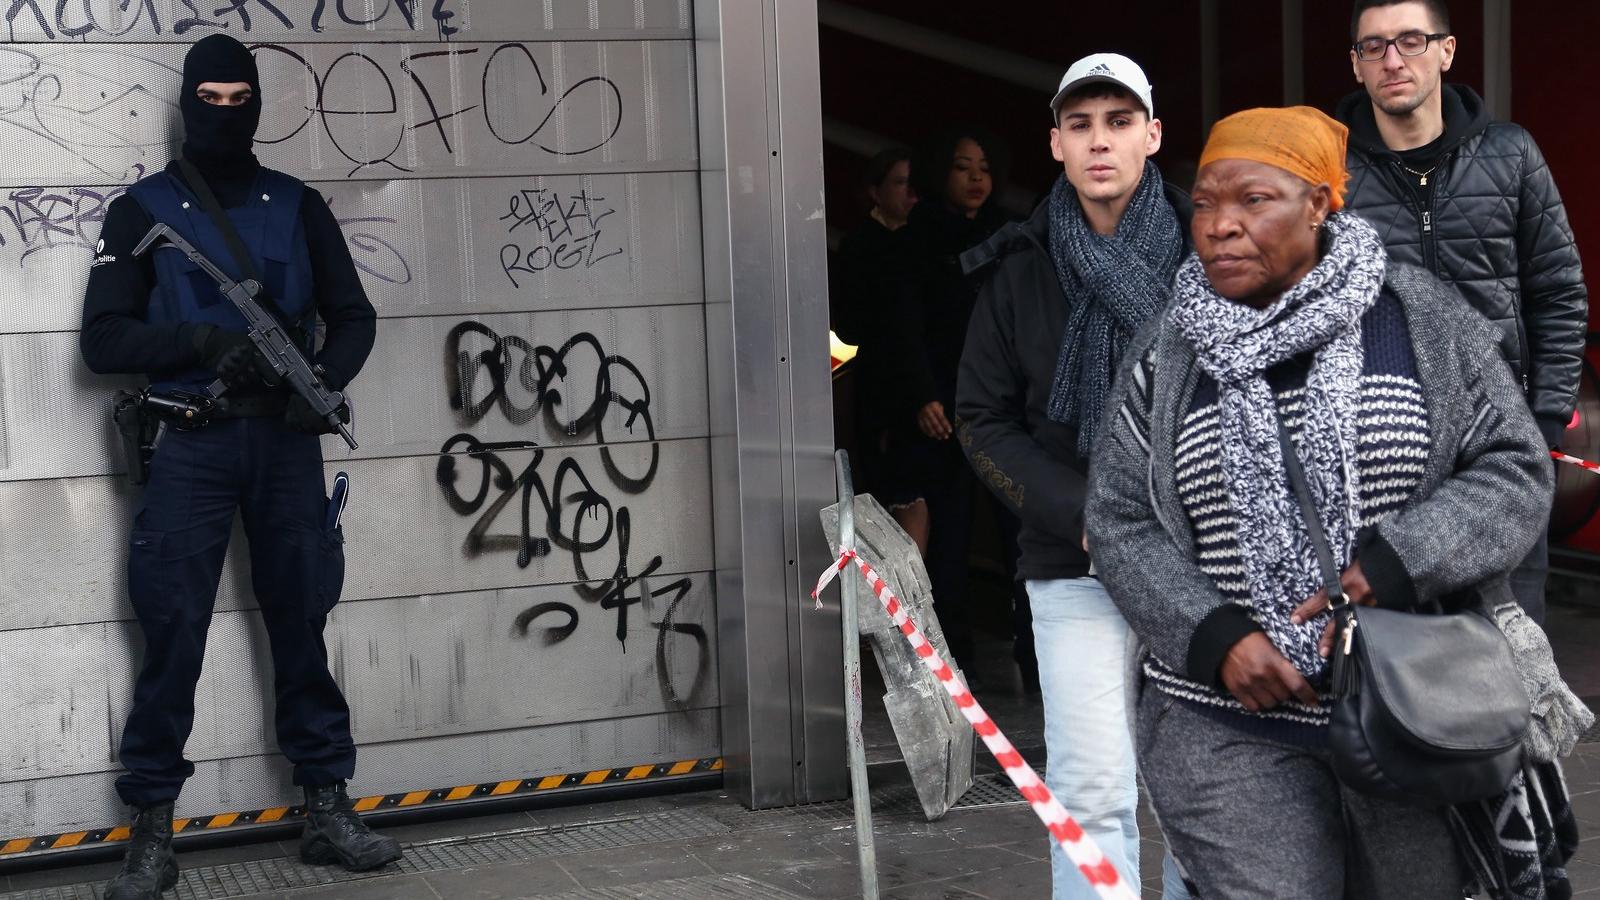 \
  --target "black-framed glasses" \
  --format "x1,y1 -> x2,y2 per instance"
1353,31 -> 1449,61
